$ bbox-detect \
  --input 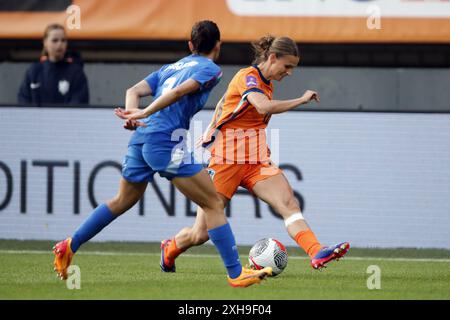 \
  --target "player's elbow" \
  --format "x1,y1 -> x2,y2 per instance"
126,86 -> 140,98
254,102 -> 271,115
126,84 -> 149,98
172,87 -> 186,99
